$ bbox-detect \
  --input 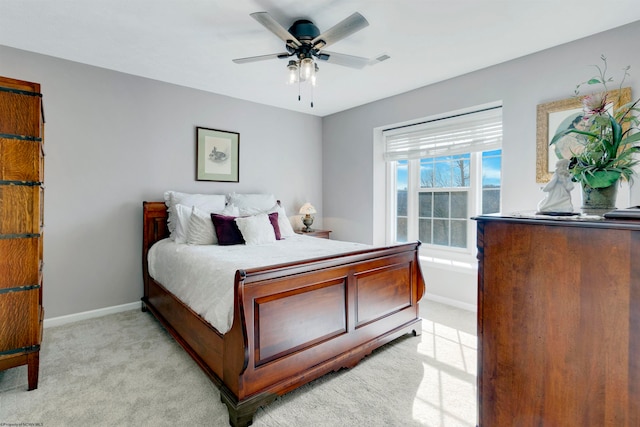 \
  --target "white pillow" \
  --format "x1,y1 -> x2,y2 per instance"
236,202 -> 296,238
234,213 -> 276,245
173,204 -> 193,244
164,191 -> 226,240
186,204 -> 239,245
228,193 -> 276,211
186,206 -> 215,245
238,206 -> 264,216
